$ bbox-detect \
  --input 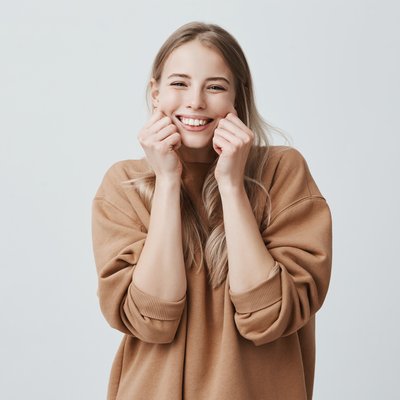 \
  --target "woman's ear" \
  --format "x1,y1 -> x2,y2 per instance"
150,78 -> 159,108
